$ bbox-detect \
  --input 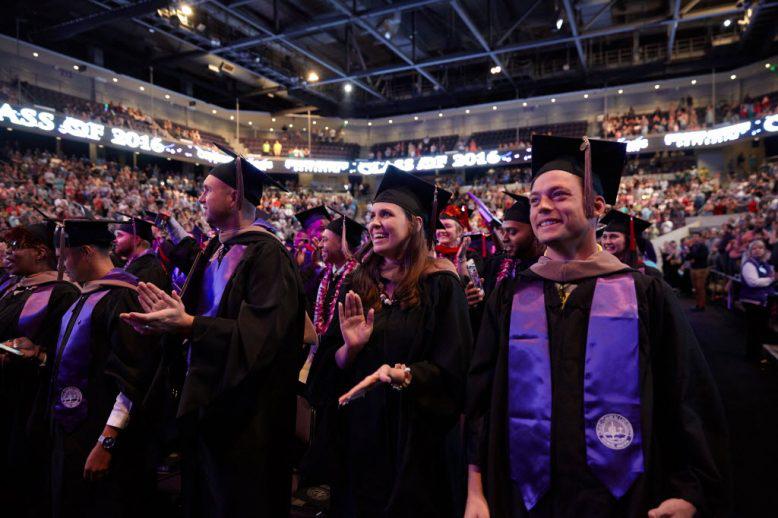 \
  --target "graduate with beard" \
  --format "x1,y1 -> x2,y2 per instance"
48,220 -> 161,518
334,166 -> 472,517
295,205 -> 333,314
465,135 -> 729,518
298,213 -> 366,488
599,210 -> 662,280
114,217 -> 170,290
0,223 -> 79,517
481,193 -> 545,300
121,151 -> 306,518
